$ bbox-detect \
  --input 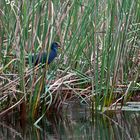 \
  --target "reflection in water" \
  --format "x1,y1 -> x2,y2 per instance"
0,101 -> 140,140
